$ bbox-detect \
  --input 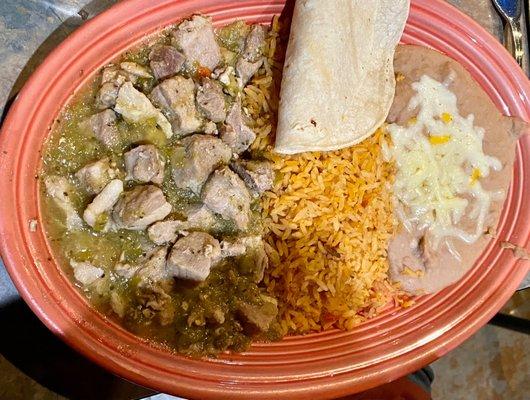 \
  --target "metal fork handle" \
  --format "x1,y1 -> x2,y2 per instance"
505,18 -> 525,68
